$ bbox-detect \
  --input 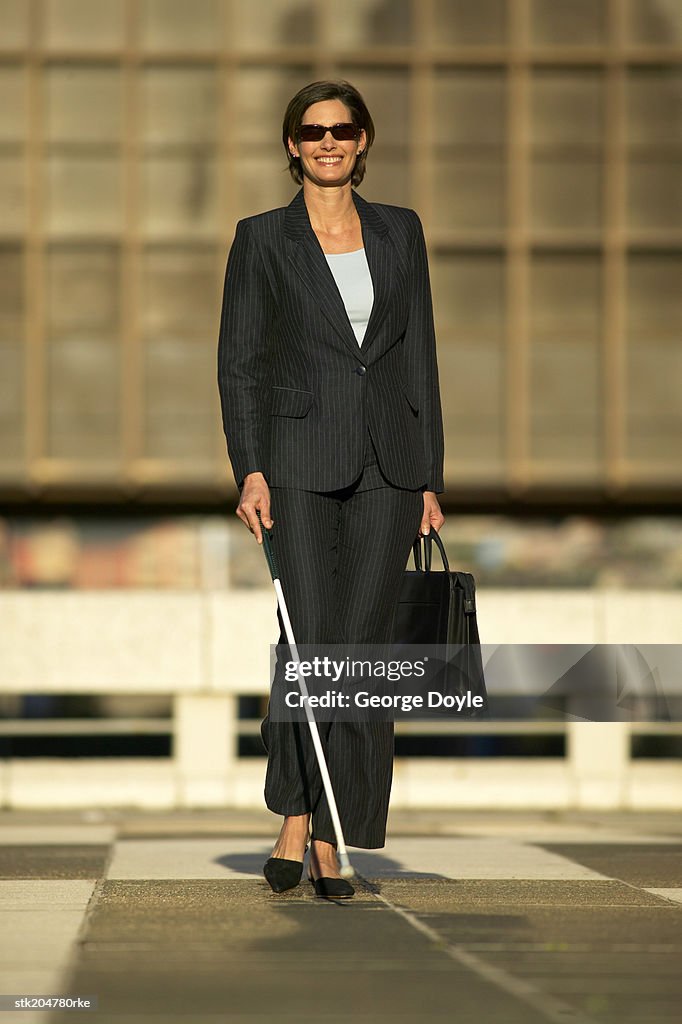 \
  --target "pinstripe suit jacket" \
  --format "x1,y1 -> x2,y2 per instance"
217,186 -> 445,494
